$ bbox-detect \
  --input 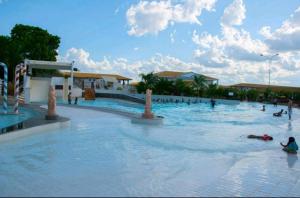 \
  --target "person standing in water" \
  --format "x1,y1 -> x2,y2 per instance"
74,97 -> 78,105
210,98 -> 216,108
288,99 -> 293,120
68,92 -> 72,104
